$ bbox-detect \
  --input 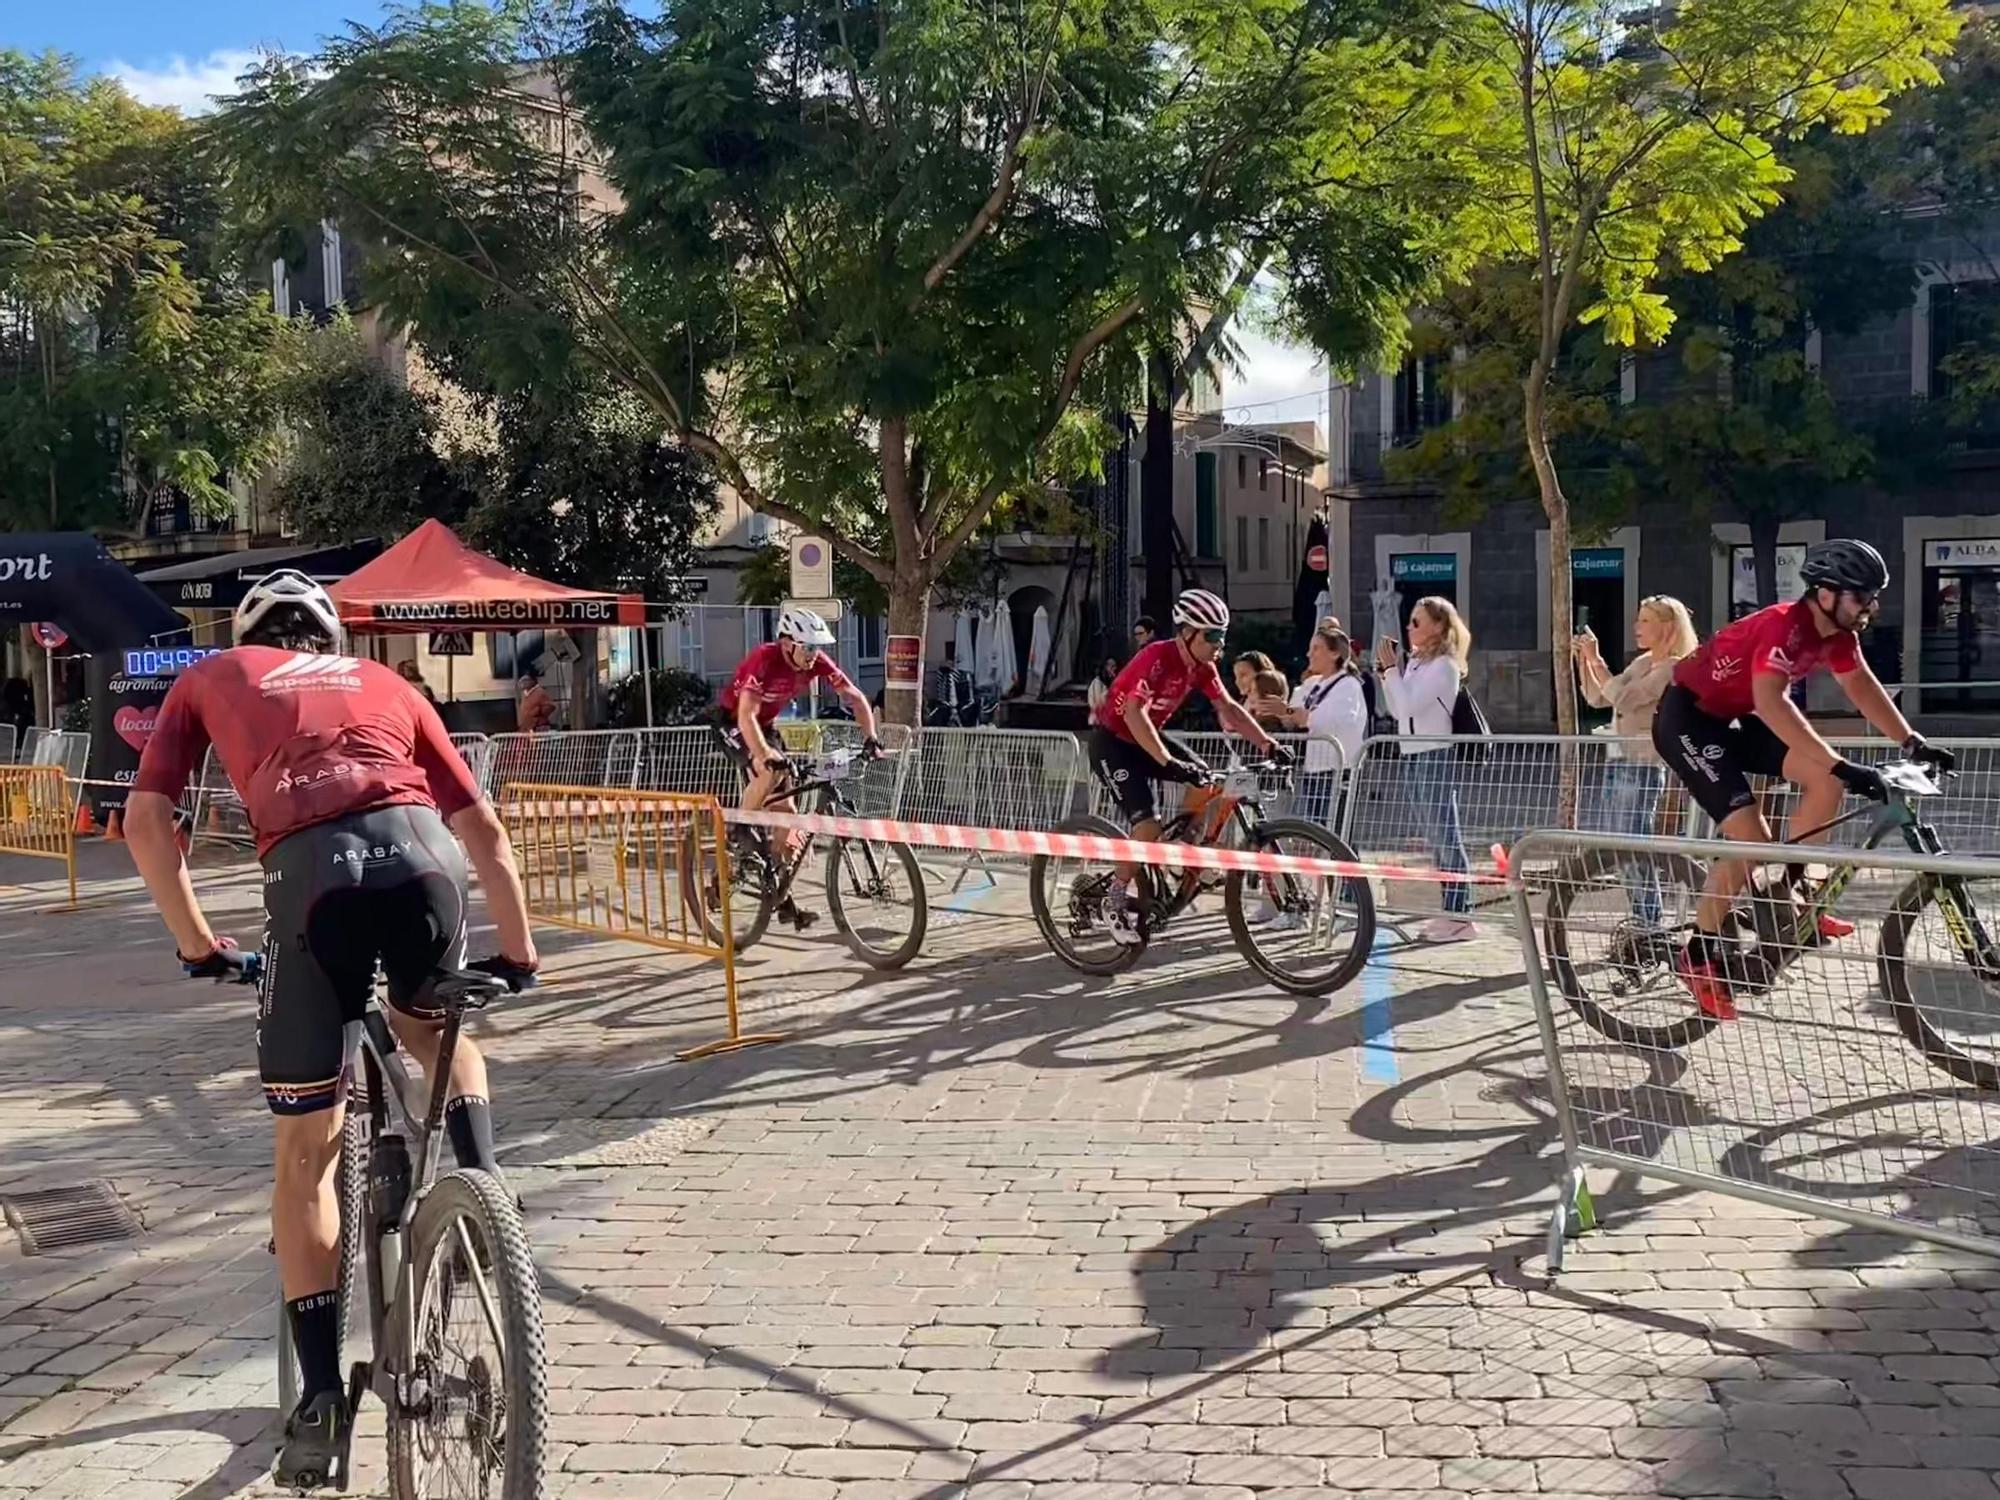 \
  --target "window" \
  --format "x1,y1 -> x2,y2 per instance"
1258,518 -> 1270,571
1932,282 -> 2000,403
1729,544 -> 1806,620
1259,458 -> 1269,491
1393,351 -> 1450,441
859,614 -> 884,662
1195,452 -> 1219,557
320,221 -> 344,310
1236,453 -> 1247,488
1236,516 -> 1249,569
271,258 -> 291,319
